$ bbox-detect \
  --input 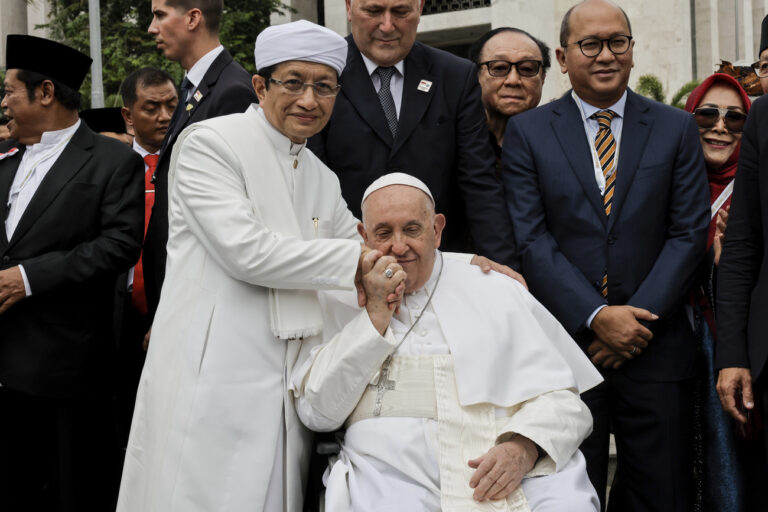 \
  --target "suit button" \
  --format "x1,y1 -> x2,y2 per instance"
607,235 -> 616,245
2,256 -> 9,263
